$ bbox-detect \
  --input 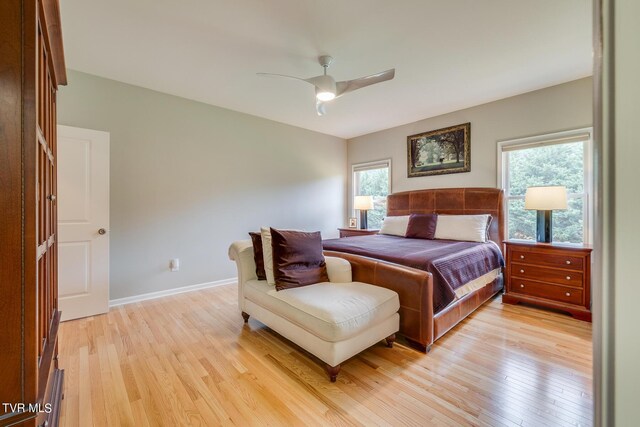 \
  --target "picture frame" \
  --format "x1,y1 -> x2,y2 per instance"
407,122 -> 471,177
348,217 -> 357,228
